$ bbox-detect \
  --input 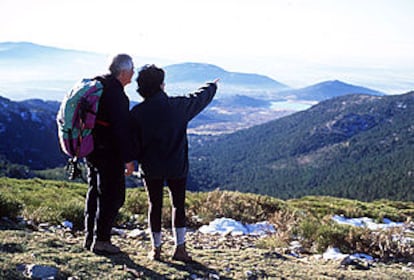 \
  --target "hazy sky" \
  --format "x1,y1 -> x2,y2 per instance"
1,0 -> 414,92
